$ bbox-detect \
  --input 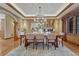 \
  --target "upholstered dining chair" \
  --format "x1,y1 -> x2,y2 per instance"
26,33 -> 35,49
35,34 -> 45,49
46,33 -> 57,50
58,32 -> 65,47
